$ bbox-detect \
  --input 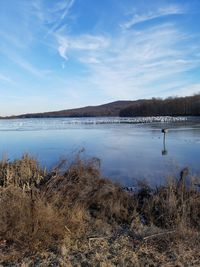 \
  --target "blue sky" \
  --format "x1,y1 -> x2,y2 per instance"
0,0 -> 200,115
